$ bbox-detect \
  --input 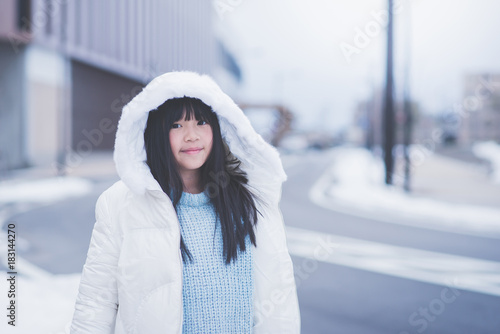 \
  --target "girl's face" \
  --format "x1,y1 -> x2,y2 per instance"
169,113 -> 213,175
